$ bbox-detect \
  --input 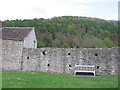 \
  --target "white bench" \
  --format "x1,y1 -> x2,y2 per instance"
74,65 -> 95,76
